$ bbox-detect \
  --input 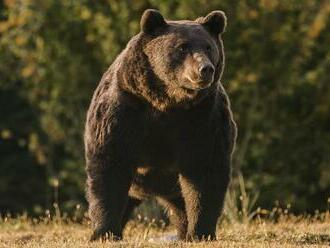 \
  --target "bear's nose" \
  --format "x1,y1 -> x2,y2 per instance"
199,64 -> 215,79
